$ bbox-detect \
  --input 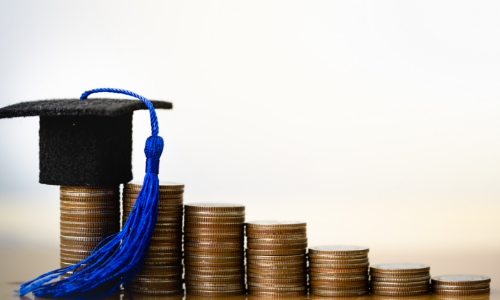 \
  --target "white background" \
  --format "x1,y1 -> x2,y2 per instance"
0,1 -> 499,262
